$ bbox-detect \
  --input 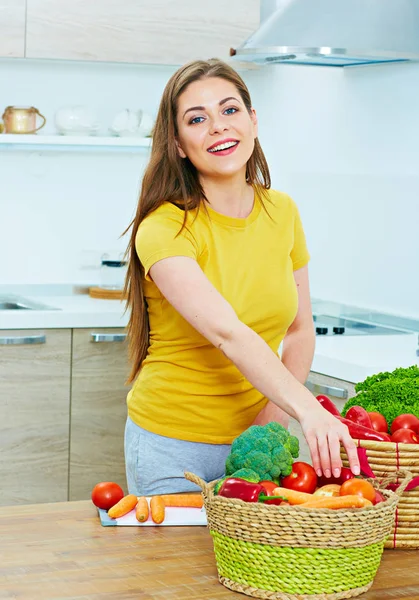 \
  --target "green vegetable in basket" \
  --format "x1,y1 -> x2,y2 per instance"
225,422 -> 299,481
213,468 -> 260,495
343,365 -> 419,427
